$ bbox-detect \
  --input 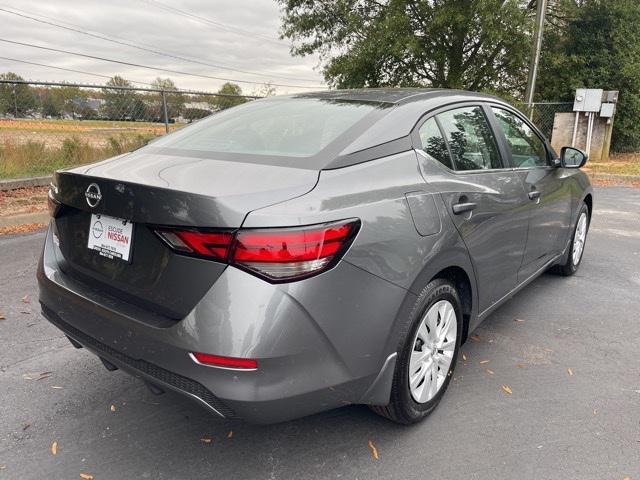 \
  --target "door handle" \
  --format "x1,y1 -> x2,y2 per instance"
528,190 -> 541,201
452,202 -> 477,215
